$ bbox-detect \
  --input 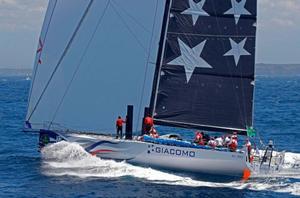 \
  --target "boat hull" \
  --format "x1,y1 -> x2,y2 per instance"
39,130 -> 250,178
